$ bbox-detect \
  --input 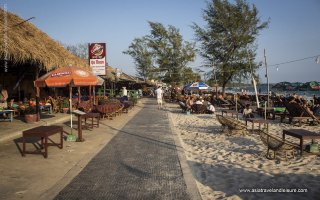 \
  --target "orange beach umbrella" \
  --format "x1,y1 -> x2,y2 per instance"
34,66 -> 98,87
34,66 -> 98,140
